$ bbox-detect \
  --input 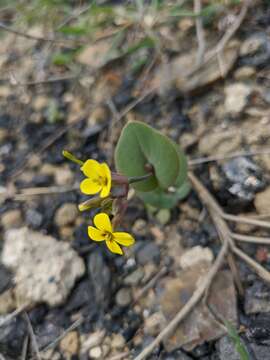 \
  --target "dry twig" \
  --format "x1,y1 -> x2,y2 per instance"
133,239 -> 229,360
23,312 -> 41,360
194,0 -> 205,66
